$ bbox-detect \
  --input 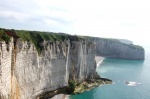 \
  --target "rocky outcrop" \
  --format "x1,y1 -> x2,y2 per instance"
0,38 -> 98,99
74,78 -> 112,94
